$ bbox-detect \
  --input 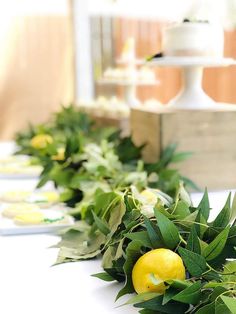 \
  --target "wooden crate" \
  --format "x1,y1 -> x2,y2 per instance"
131,106 -> 236,190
